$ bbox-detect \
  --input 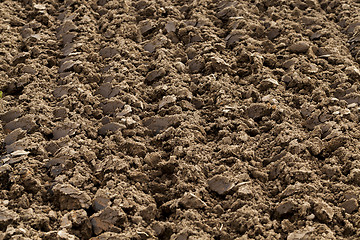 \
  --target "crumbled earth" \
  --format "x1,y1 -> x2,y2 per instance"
1,0 -> 360,239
